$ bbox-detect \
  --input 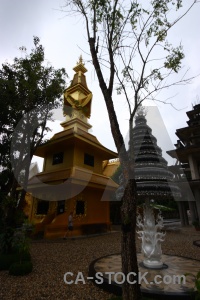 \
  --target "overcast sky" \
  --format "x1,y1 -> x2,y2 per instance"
1,0 -> 200,170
